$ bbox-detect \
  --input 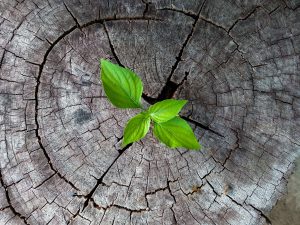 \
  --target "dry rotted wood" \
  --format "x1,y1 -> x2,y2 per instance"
0,0 -> 300,224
